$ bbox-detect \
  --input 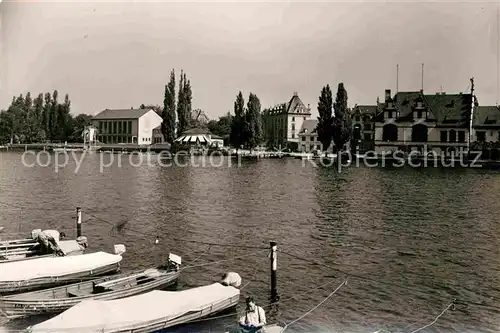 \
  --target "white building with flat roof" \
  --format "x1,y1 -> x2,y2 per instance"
92,108 -> 163,145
